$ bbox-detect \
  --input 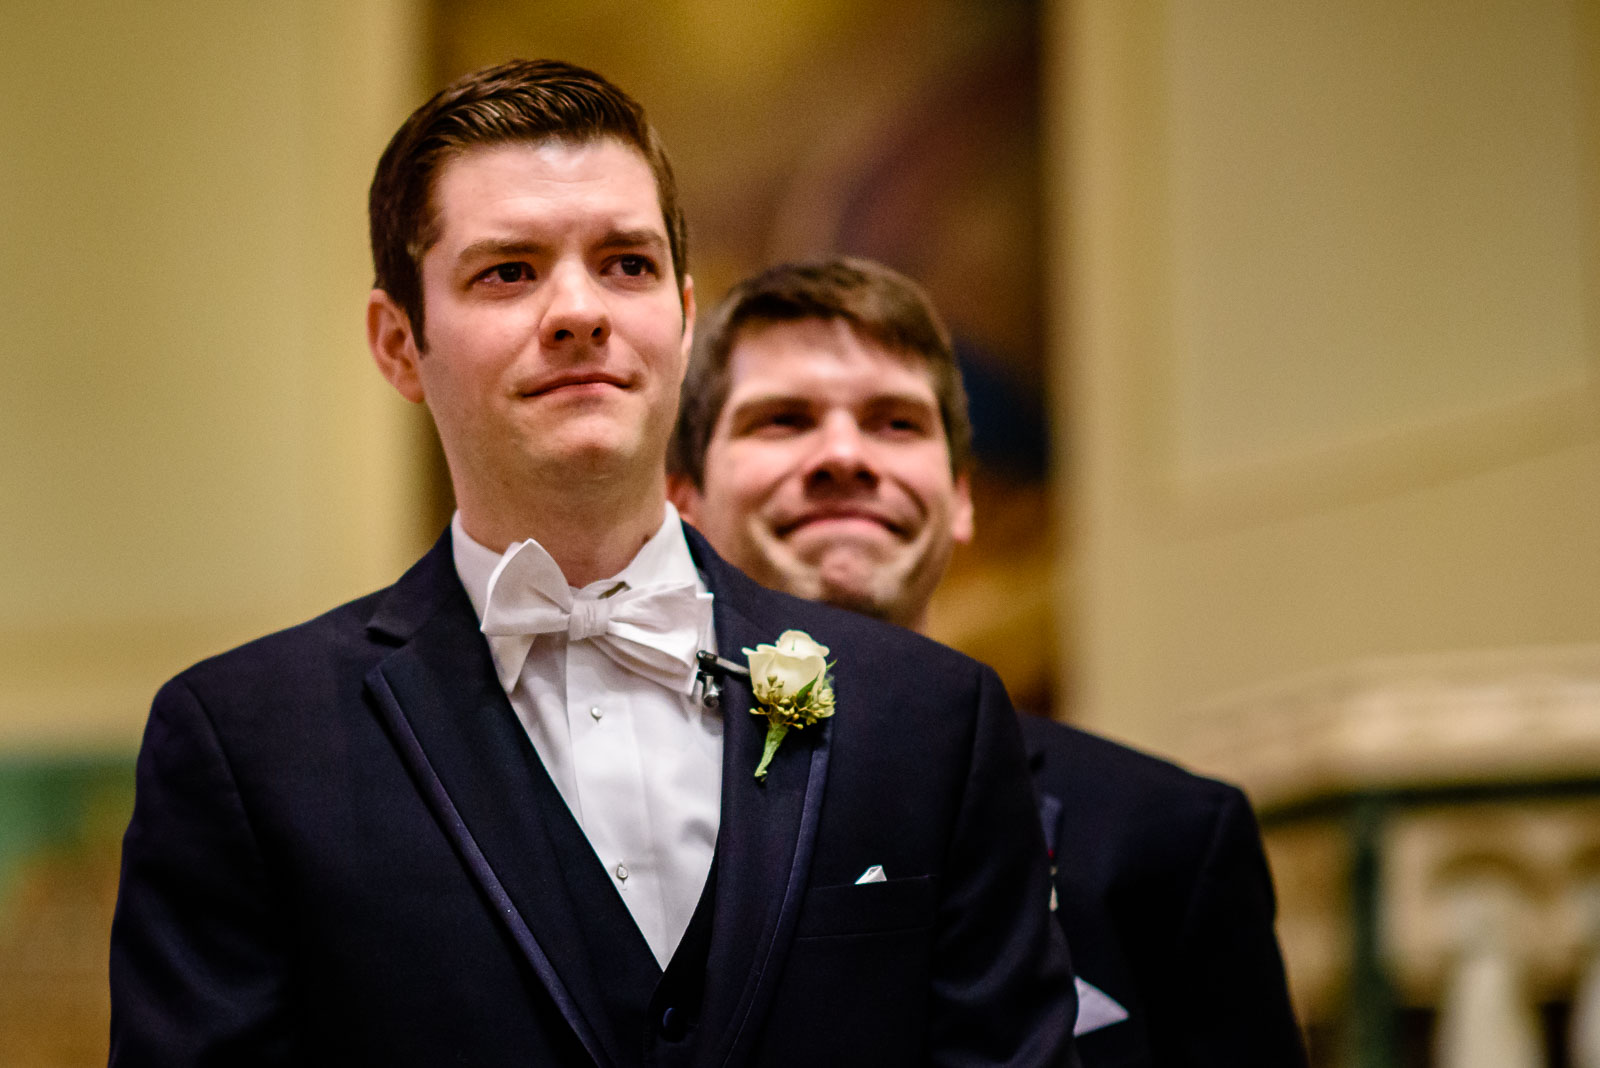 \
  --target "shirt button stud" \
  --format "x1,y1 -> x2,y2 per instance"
590,706 -> 603,721
615,863 -> 629,882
